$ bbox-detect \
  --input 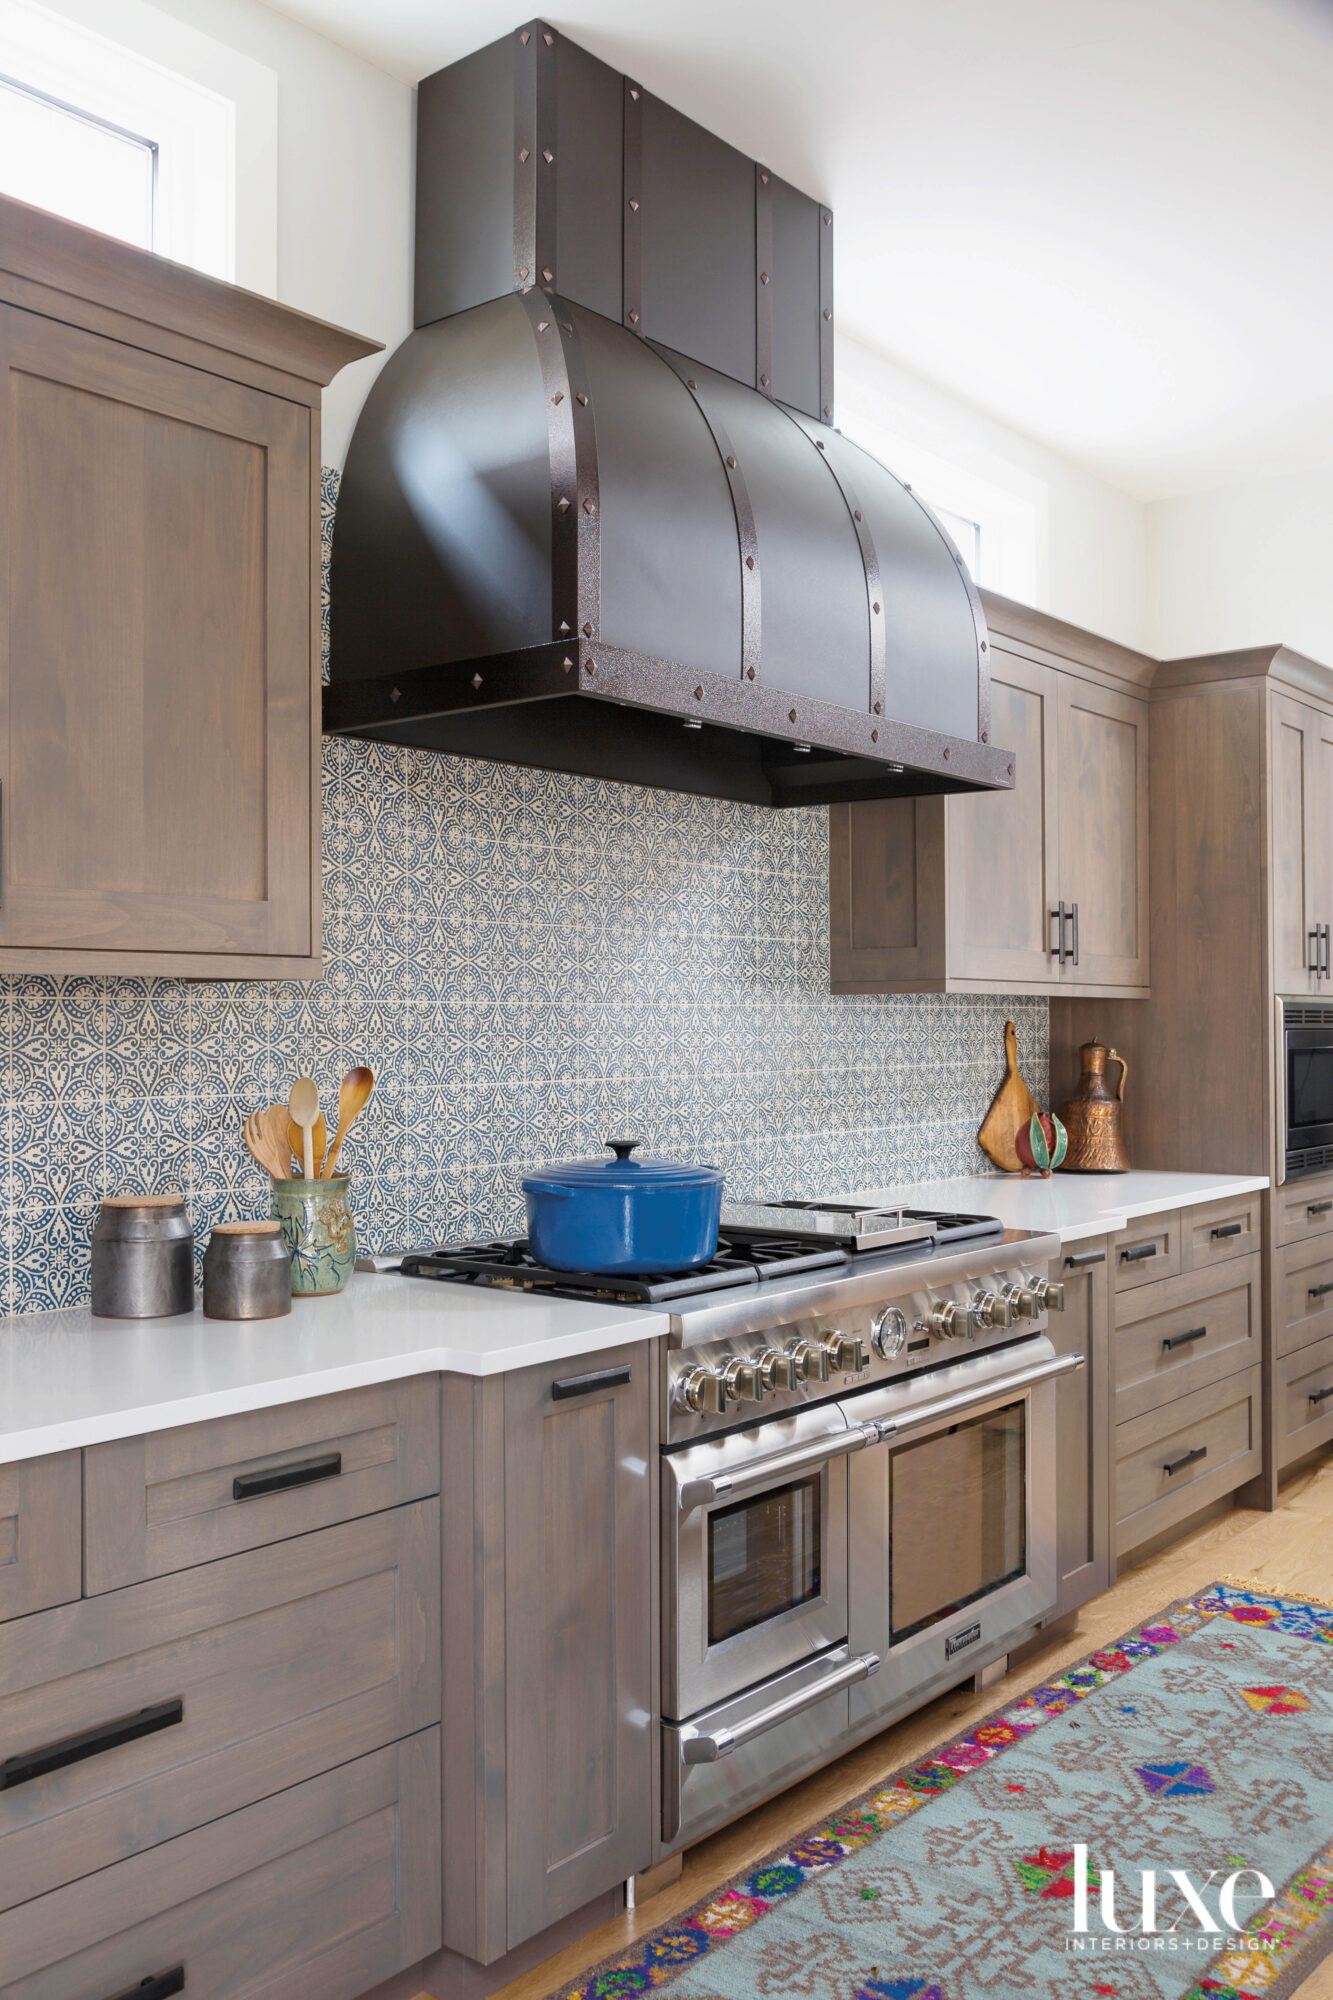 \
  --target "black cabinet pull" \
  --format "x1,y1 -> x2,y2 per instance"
1310,1385 -> 1333,1406
1311,926 -> 1323,974
1120,1242 -> 1159,1263
552,1364 -> 632,1401
1309,1283 -> 1333,1302
232,1451 -> 341,1501
1065,1248 -> 1107,1268
1163,1445 -> 1208,1476
1,1698 -> 183,1792
1310,1201 -> 1333,1217
1210,1222 -> 1243,1240
1069,900 -> 1079,967
106,1970 -> 185,2000
1049,902 -> 1067,965
1163,1325 -> 1208,1351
